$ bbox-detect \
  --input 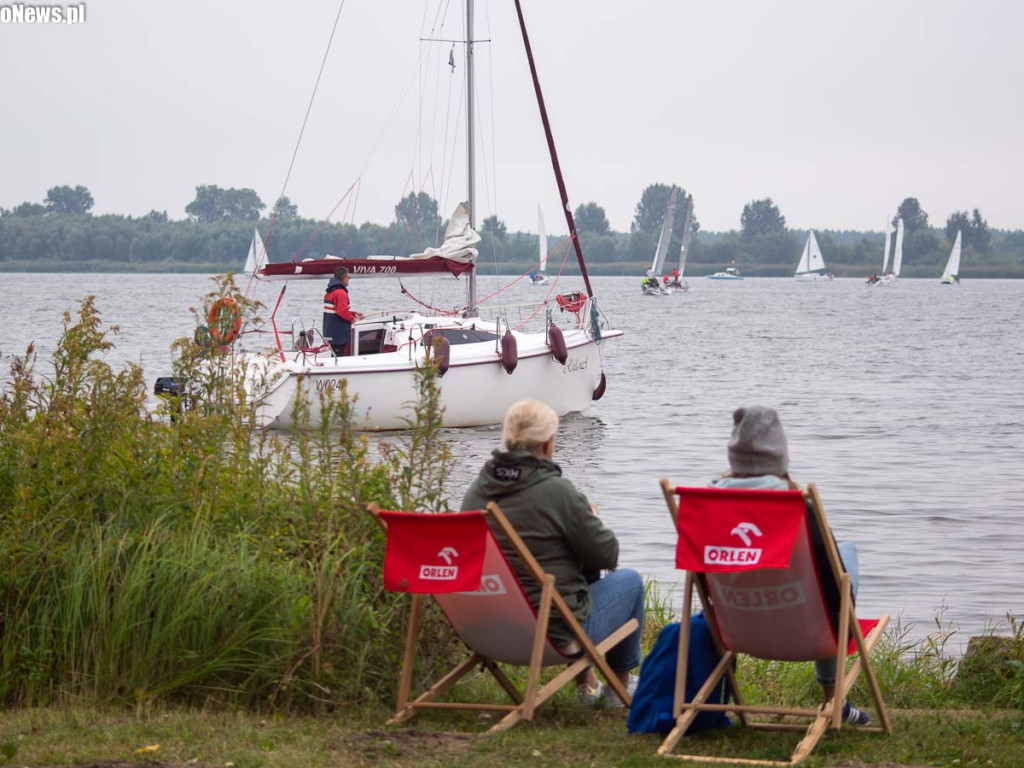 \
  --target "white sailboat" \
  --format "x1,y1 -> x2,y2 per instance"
872,218 -> 903,286
190,0 -> 621,431
642,187 -> 678,295
868,219 -> 892,286
793,231 -> 833,281
940,231 -> 962,285
530,205 -> 548,285
892,217 -> 904,279
242,227 -> 268,275
665,194 -> 691,291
